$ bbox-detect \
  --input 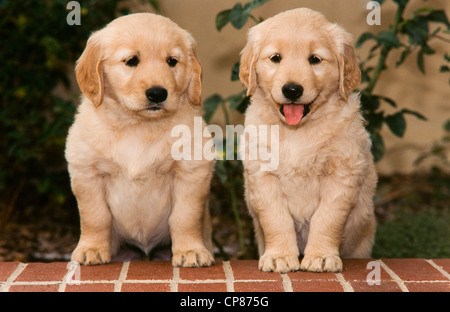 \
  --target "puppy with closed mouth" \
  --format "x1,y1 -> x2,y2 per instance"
65,13 -> 214,267
239,8 -> 377,273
